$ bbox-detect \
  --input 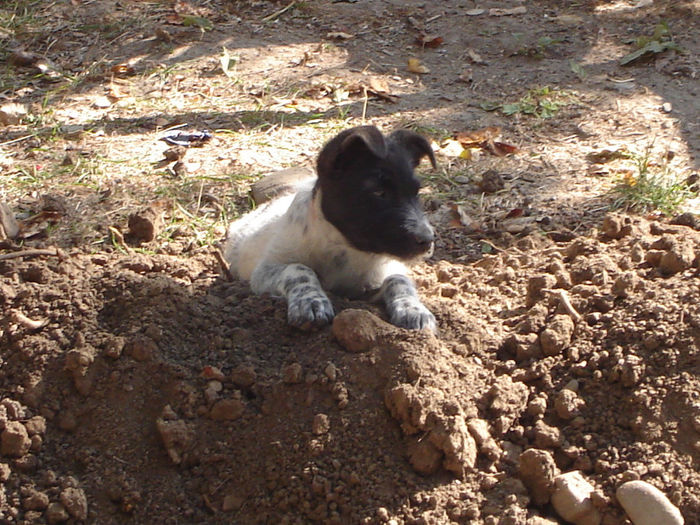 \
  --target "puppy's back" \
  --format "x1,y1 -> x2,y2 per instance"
223,176 -> 315,280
